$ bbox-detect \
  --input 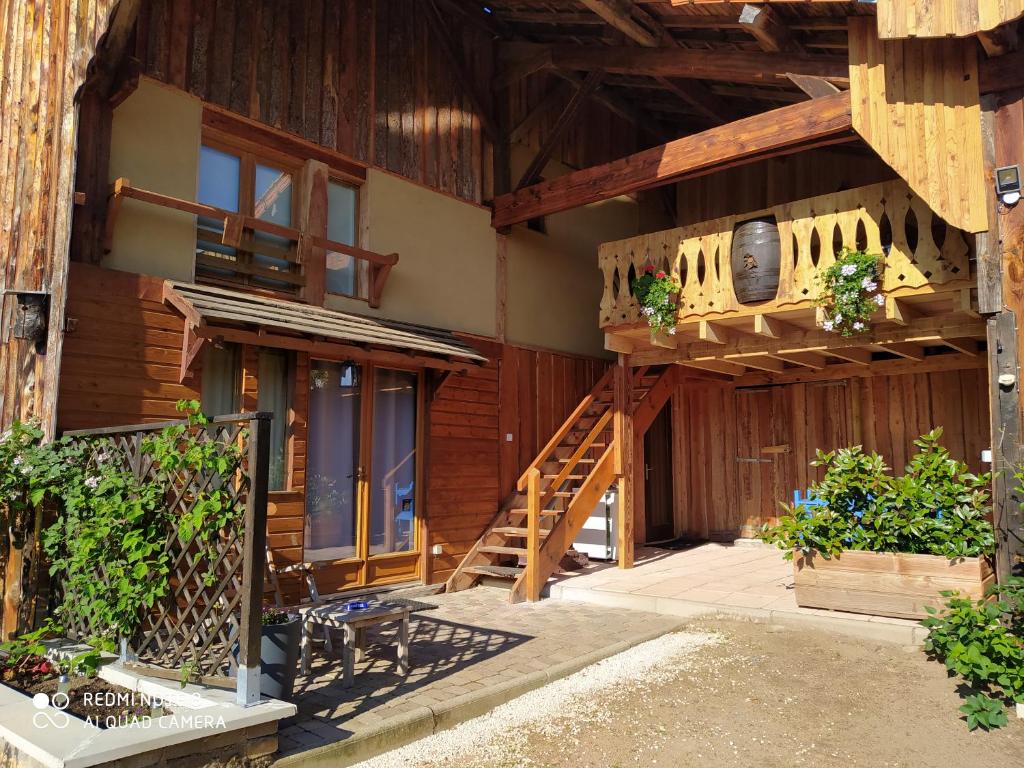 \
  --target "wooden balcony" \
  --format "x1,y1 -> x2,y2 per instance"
599,180 -> 984,374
